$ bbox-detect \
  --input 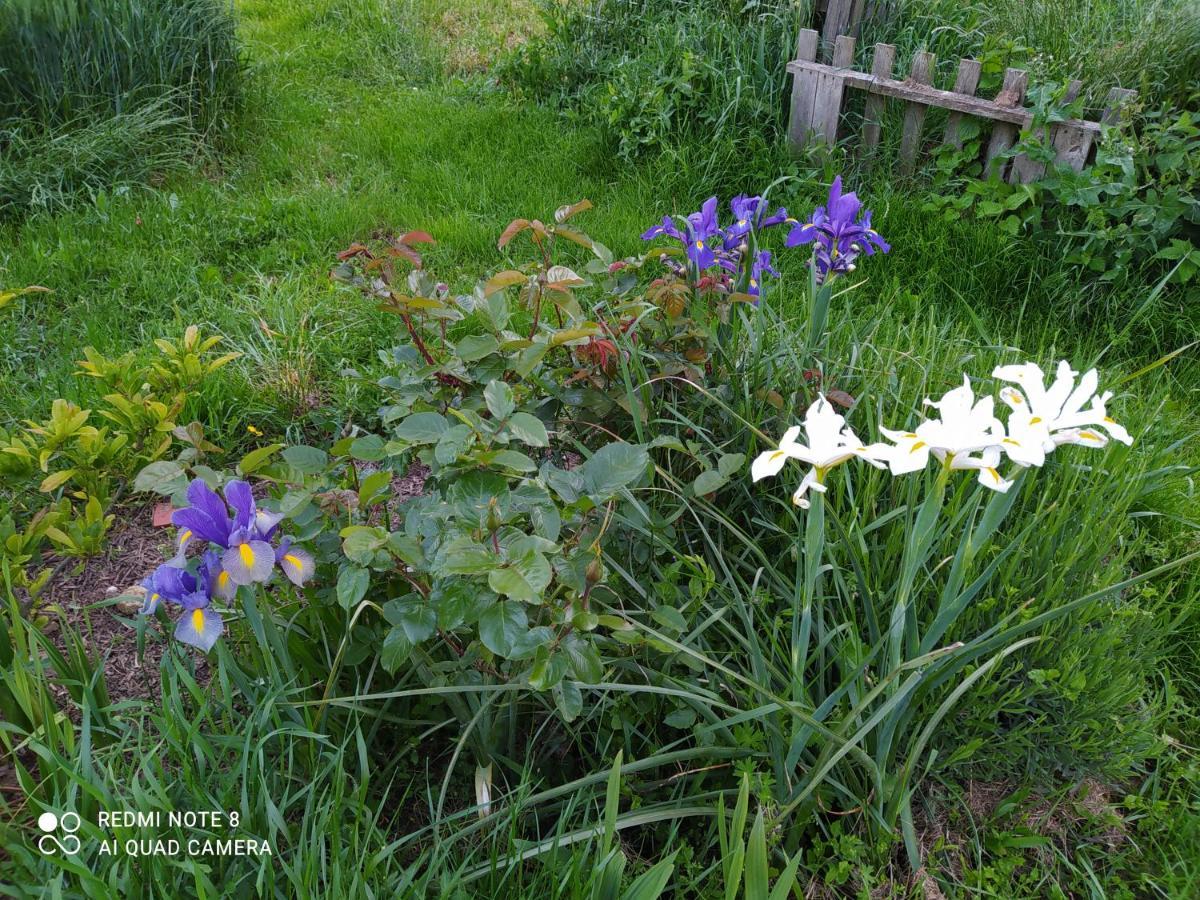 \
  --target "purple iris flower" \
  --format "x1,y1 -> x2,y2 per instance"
724,195 -> 789,247
140,551 -> 225,652
785,177 -> 889,282
640,216 -> 684,242
747,251 -> 780,297
170,478 -> 307,588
